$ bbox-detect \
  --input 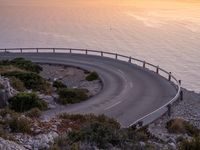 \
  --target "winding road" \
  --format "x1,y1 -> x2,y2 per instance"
0,53 -> 177,127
